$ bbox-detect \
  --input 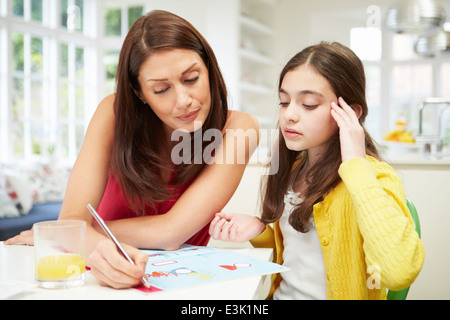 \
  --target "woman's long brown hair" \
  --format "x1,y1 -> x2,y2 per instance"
261,42 -> 380,233
112,10 -> 228,214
